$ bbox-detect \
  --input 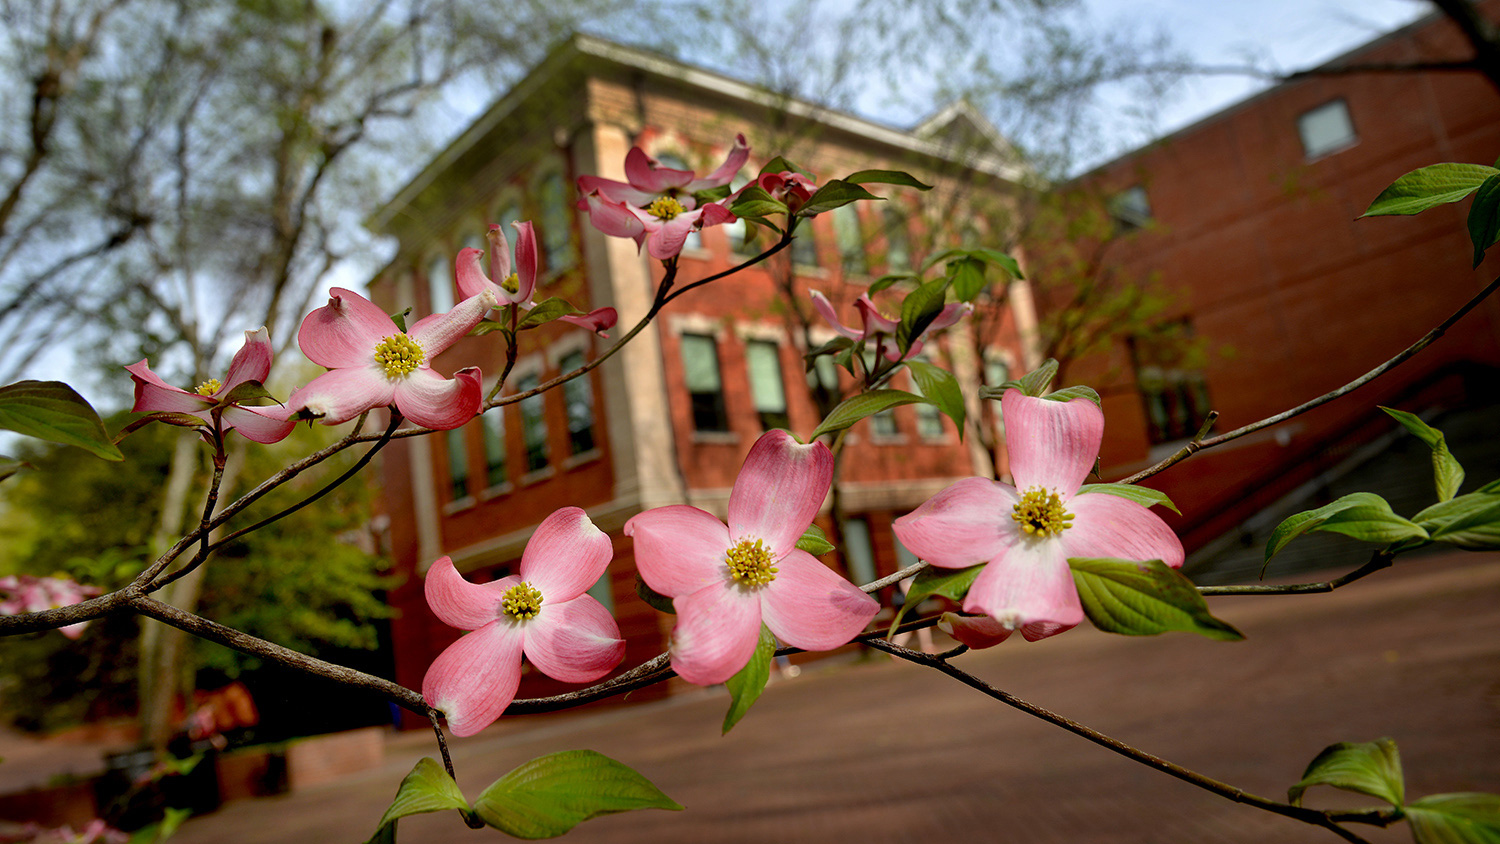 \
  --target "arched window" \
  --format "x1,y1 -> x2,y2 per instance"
534,169 -> 574,273
427,253 -> 454,315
